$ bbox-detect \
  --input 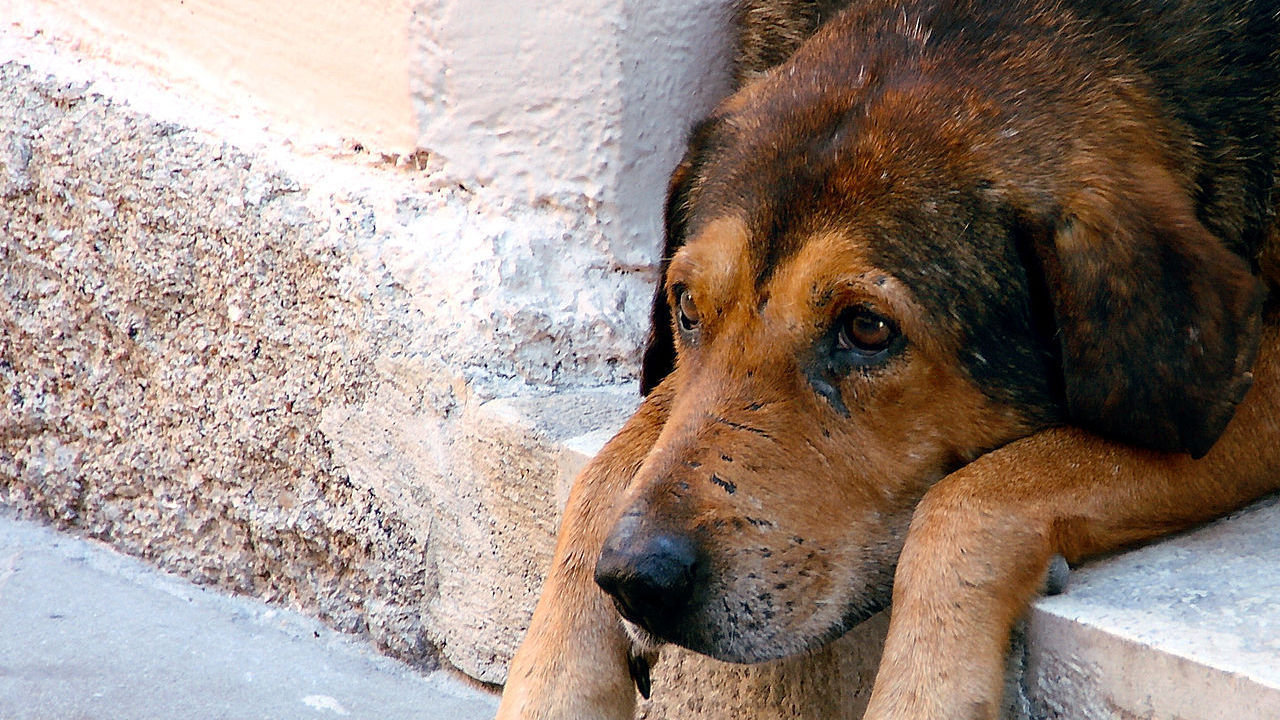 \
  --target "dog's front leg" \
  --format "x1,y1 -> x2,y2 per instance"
497,382 -> 672,720
863,331 -> 1280,720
